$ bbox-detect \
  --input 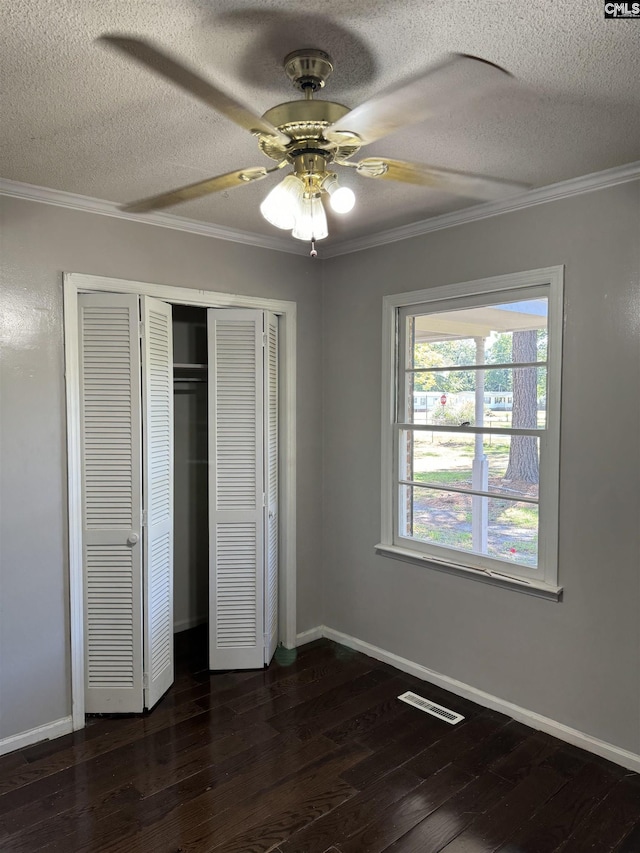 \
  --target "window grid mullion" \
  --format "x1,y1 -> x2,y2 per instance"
405,360 -> 546,374
395,423 -> 545,437
398,479 -> 539,505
